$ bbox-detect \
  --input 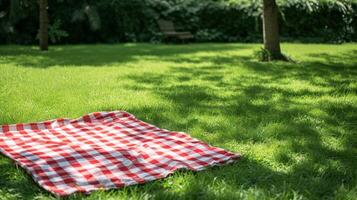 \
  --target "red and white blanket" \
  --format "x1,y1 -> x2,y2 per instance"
0,111 -> 240,196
